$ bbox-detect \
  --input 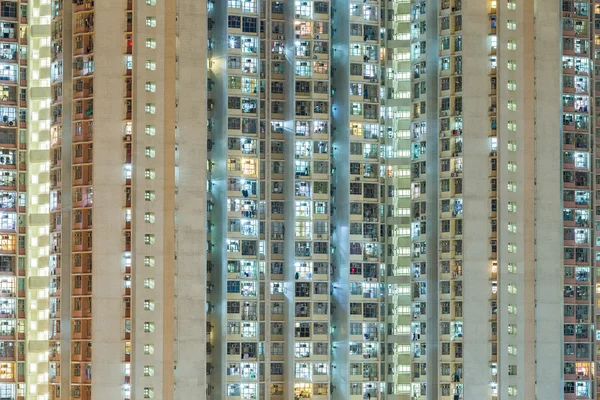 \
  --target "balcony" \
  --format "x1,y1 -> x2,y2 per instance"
74,0 -> 94,13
